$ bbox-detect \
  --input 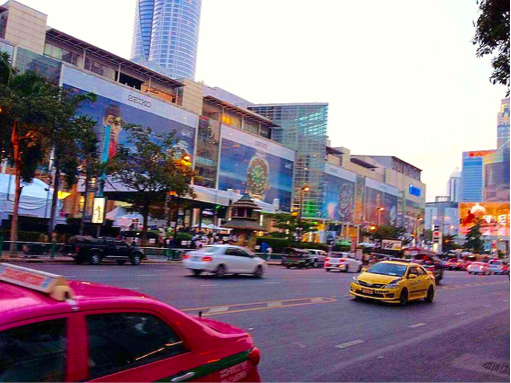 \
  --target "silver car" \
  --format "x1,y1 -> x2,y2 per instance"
489,260 -> 510,275
325,252 -> 363,273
